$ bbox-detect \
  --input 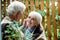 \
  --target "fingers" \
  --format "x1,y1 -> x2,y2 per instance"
23,19 -> 27,25
22,19 -> 27,28
22,18 -> 30,28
